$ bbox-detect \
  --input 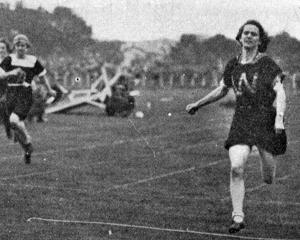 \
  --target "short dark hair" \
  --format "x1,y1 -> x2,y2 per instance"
0,37 -> 11,53
235,20 -> 270,53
